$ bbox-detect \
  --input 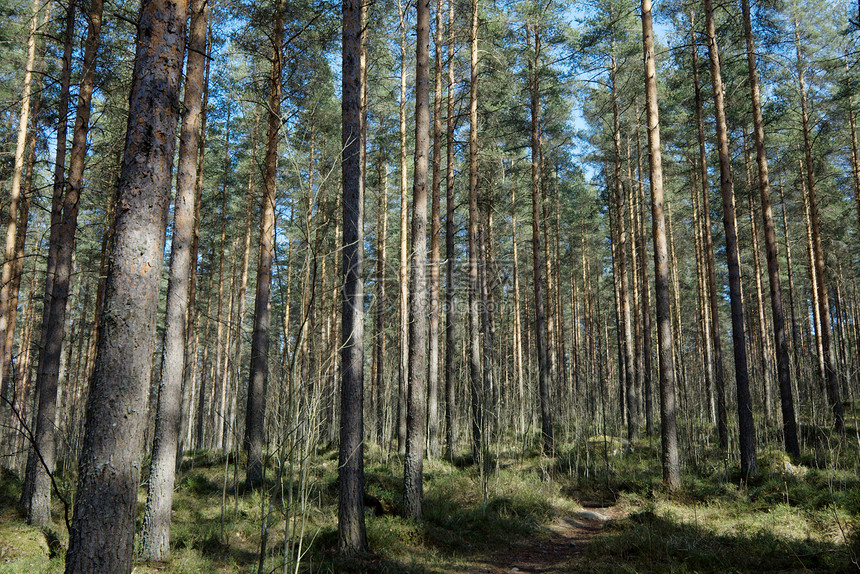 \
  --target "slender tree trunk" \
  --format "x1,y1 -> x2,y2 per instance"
512,187 -> 525,436
528,25 -> 553,455
0,0 -> 39,390
427,0 -> 443,460
466,0 -> 483,461
691,11 -> 728,448
374,158 -> 388,446
642,0 -> 680,489
404,0 -> 430,520
705,0 -> 757,477
794,18 -> 843,433
634,117 -> 654,437
611,47 -> 637,442
24,0 -> 103,526
397,0 -> 409,456
214,104 -> 231,450
64,0 -> 187,567
244,0 -> 286,487
338,0 -> 367,553
444,0 -> 457,460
